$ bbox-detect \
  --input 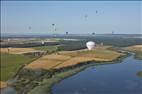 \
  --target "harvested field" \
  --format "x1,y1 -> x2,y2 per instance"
55,57 -> 109,69
0,48 -> 41,54
25,54 -> 72,70
125,45 -> 142,51
42,54 -> 71,61
59,47 -> 120,60
25,46 -> 123,70
25,59 -> 62,70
